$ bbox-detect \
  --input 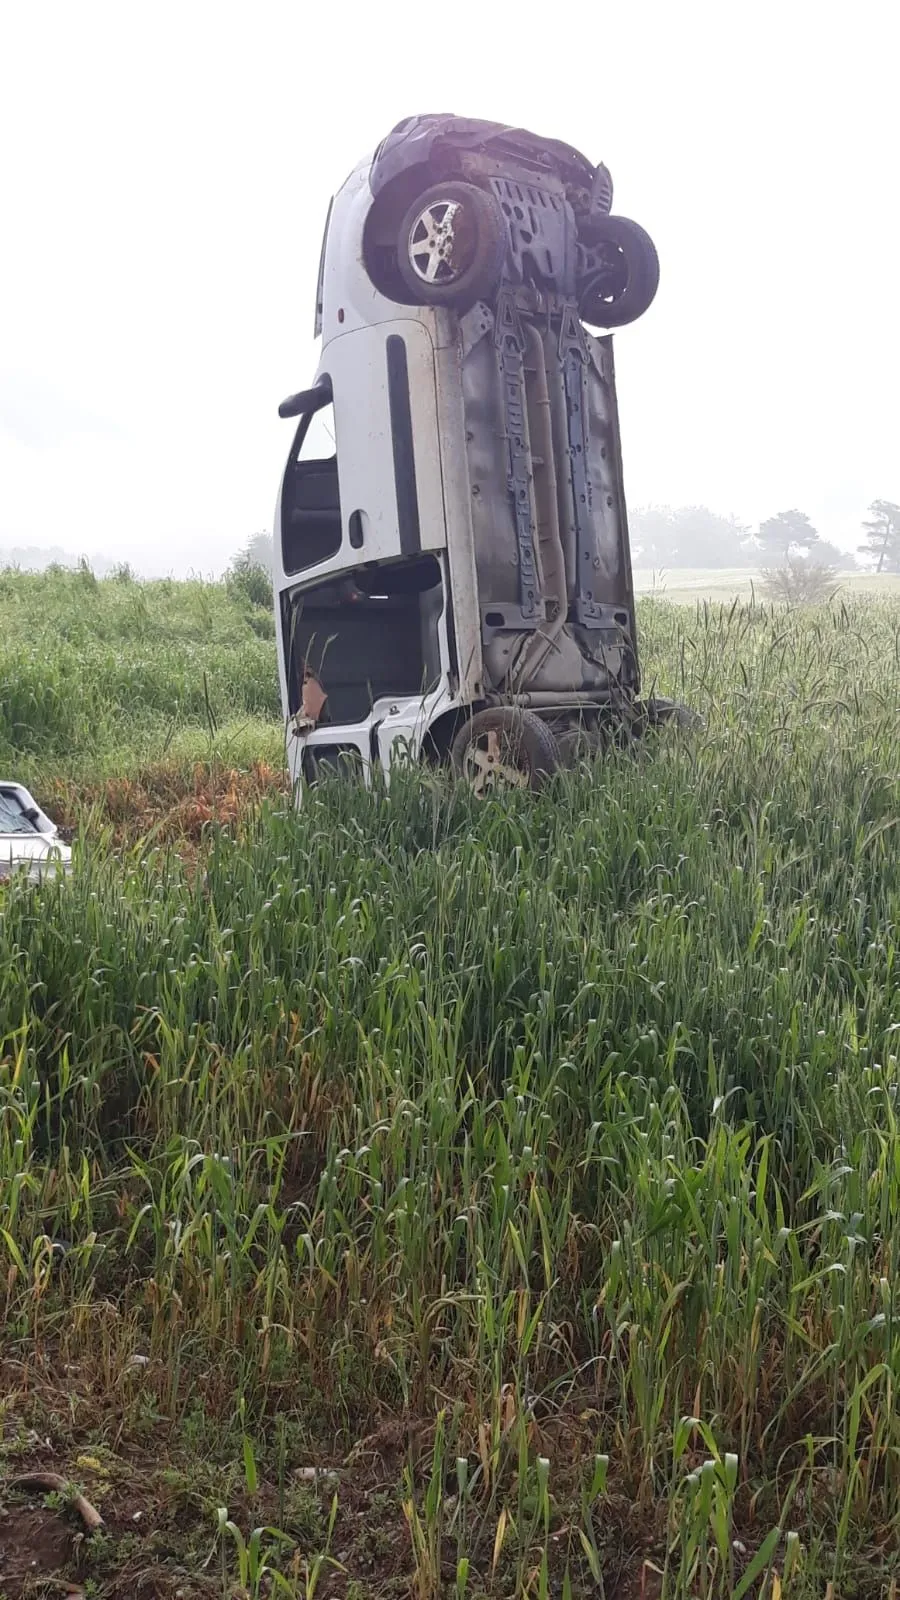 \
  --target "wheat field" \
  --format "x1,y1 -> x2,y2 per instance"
1,571 -> 899,1598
